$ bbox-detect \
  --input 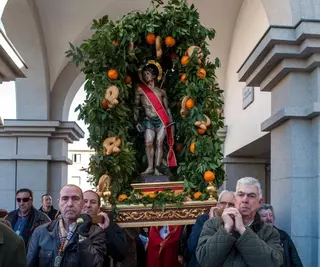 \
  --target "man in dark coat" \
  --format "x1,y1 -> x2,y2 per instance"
0,220 -> 27,267
6,188 -> 50,250
185,190 -> 235,267
82,190 -> 127,267
39,194 -> 58,220
27,184 -> 106,267
258,204 -> 303,267
196,177 -> 283,267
